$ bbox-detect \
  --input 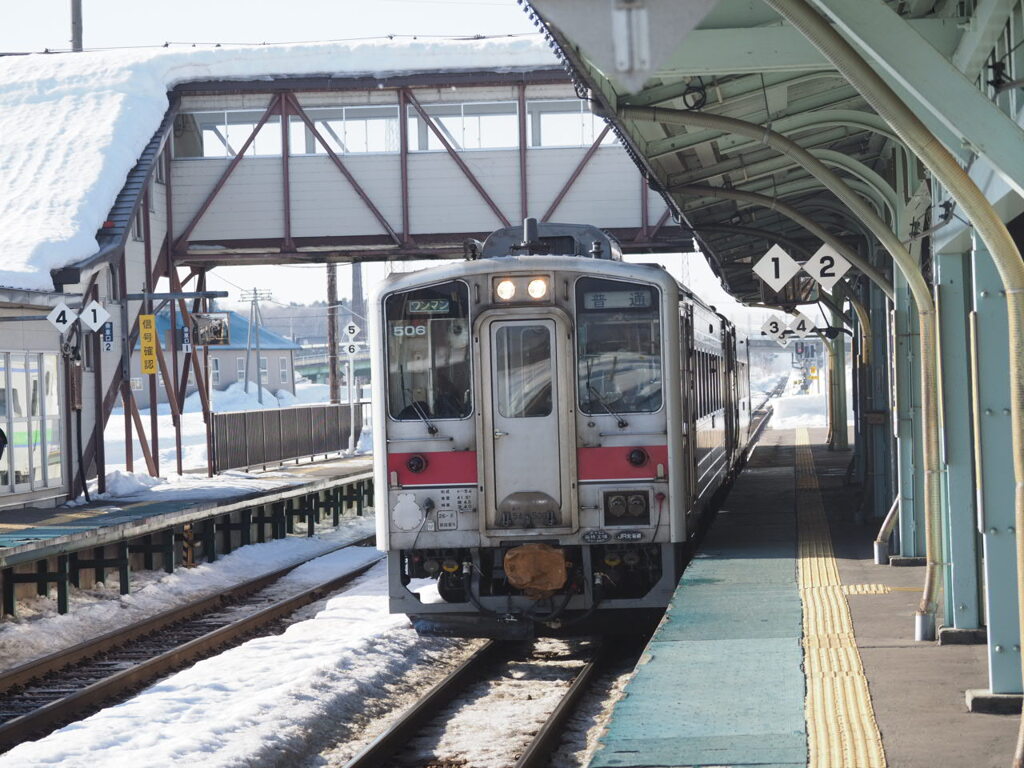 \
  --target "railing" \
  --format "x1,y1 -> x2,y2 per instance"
212,403 -> 365,472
